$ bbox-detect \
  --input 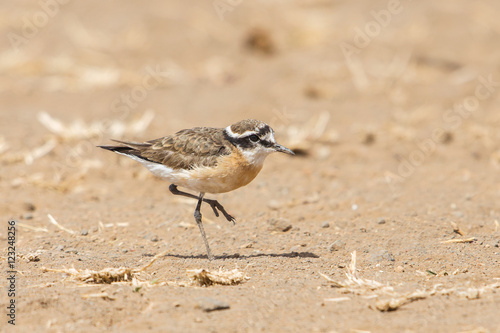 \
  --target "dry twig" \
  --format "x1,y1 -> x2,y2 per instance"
47,214 -> 76,235
450,221 -> 465,236
441,237 -> 476,244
